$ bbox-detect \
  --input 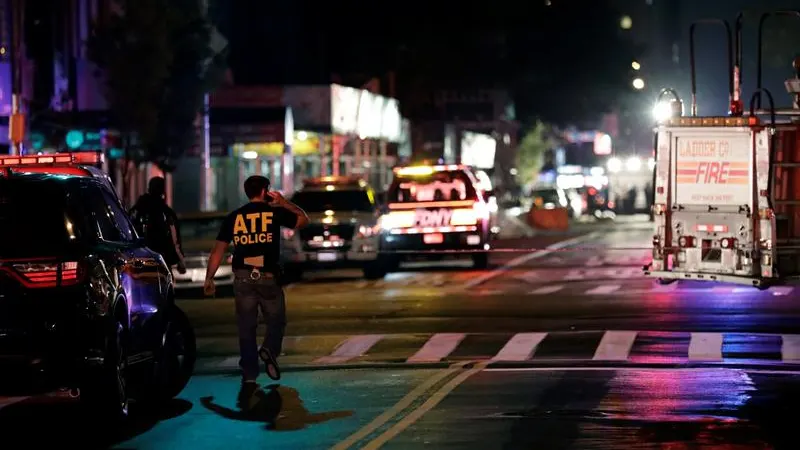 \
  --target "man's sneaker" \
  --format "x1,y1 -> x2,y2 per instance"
258,347 -> 281,380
